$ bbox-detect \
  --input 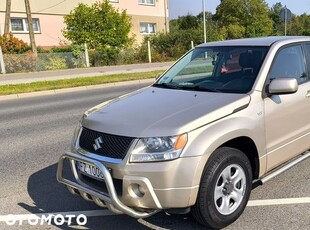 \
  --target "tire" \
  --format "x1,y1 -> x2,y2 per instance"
191,147 -> 252,229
